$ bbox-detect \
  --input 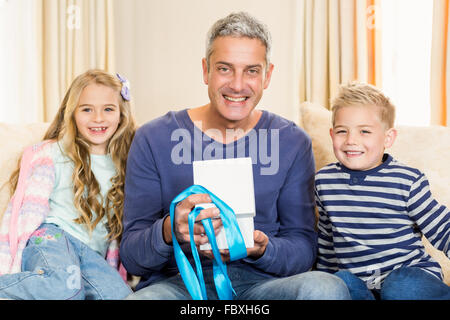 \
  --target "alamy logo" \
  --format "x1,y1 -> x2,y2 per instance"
66,265 -> 81,290
366,267 -> 381,290
67,5 -> 81,30
170,121 -> 280,175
